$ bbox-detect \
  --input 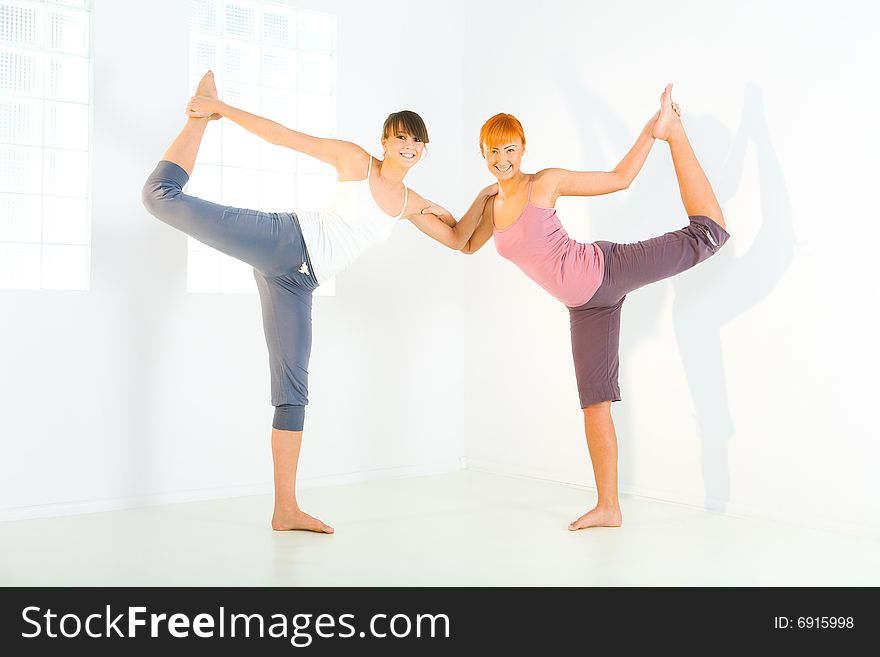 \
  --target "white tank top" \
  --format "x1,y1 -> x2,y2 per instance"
297,157 -> 405,285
